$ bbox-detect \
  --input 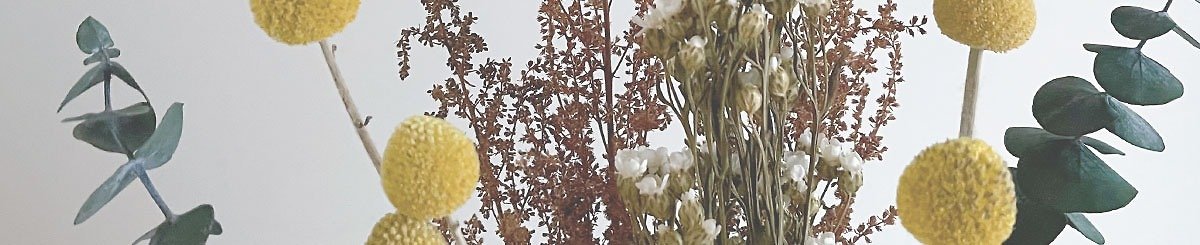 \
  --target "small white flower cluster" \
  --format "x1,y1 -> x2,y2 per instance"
804,232 -> 837,245
632,0 -> 684,31
798,128 -> 864,173
782,150 -> 810,190
615,146 -> 695,195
